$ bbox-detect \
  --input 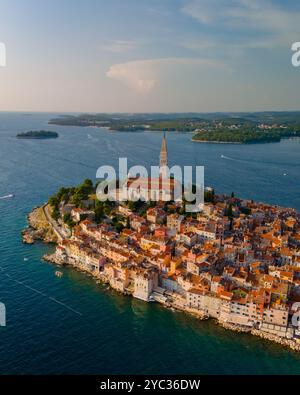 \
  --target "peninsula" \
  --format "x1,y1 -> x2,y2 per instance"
48,112 -> 300,144
17,130 -> 59,139
24,135 -> 300,352
192,128 -> 300,144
